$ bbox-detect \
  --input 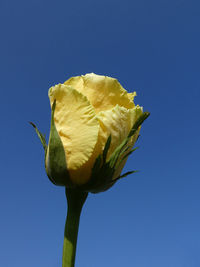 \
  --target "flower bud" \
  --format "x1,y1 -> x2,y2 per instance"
31,73 -> 149,193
